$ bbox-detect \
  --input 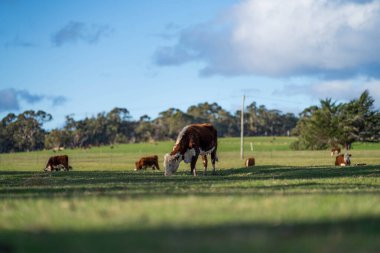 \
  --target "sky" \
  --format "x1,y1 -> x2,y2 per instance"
1,0 -> 380,129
